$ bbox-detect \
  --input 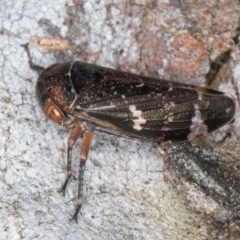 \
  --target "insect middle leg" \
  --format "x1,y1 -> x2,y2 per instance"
72,131 -> 94,222
60,123 -> 82,194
